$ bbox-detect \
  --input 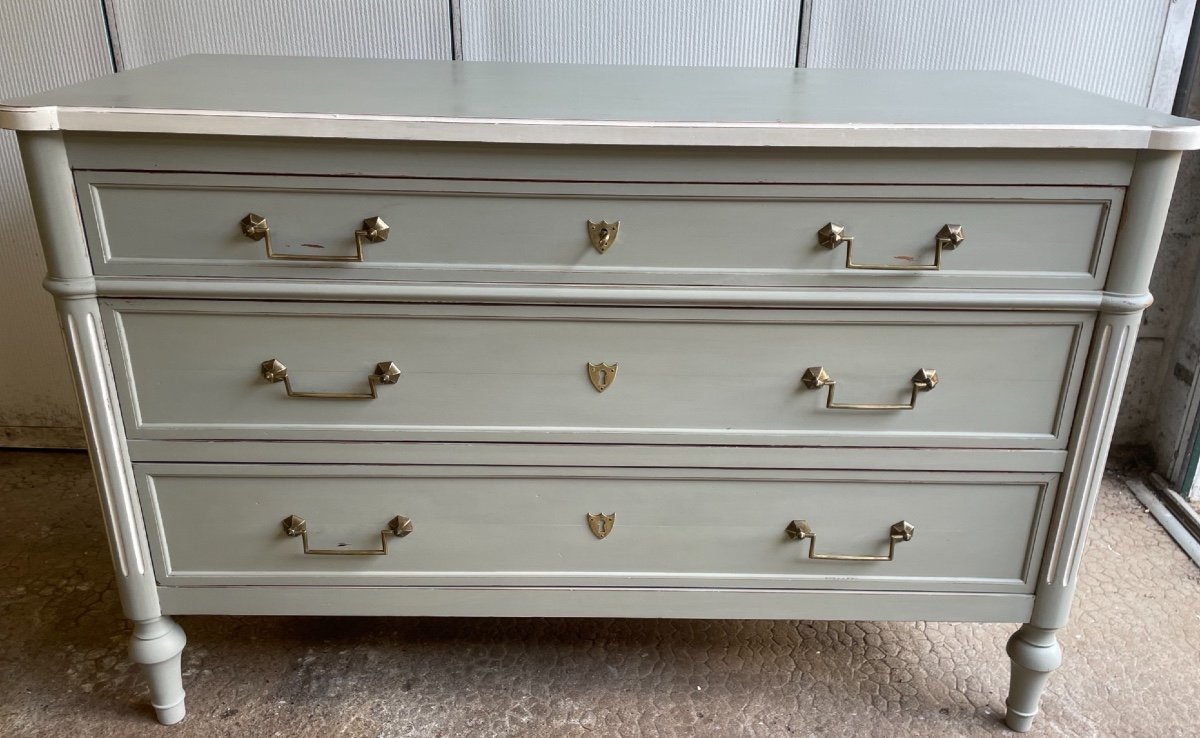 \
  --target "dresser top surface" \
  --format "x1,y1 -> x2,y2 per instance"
3,55 -> 1198,149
